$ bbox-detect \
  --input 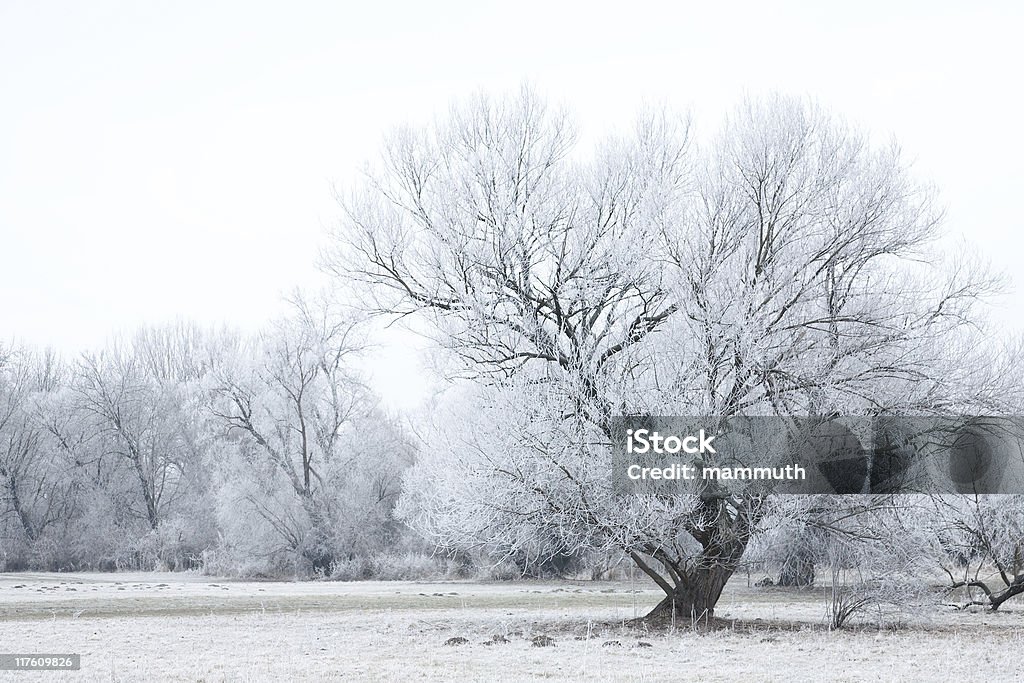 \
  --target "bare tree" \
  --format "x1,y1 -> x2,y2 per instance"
329,88 -> 1016,622
208,295 -> 382,572
70,323 -> 216,538
0,346 -> 76,558
918,494 -> 1024,610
